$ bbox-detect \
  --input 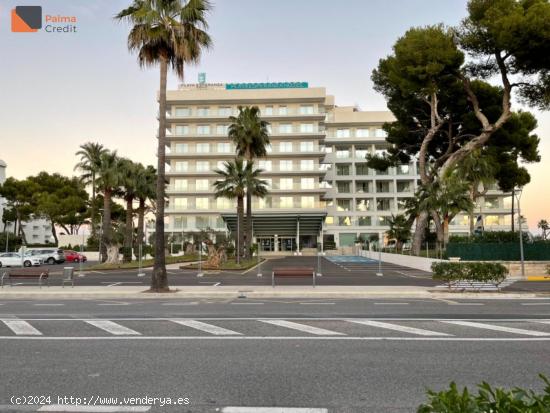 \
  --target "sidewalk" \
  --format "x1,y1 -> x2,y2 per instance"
0,285 -> 545,299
